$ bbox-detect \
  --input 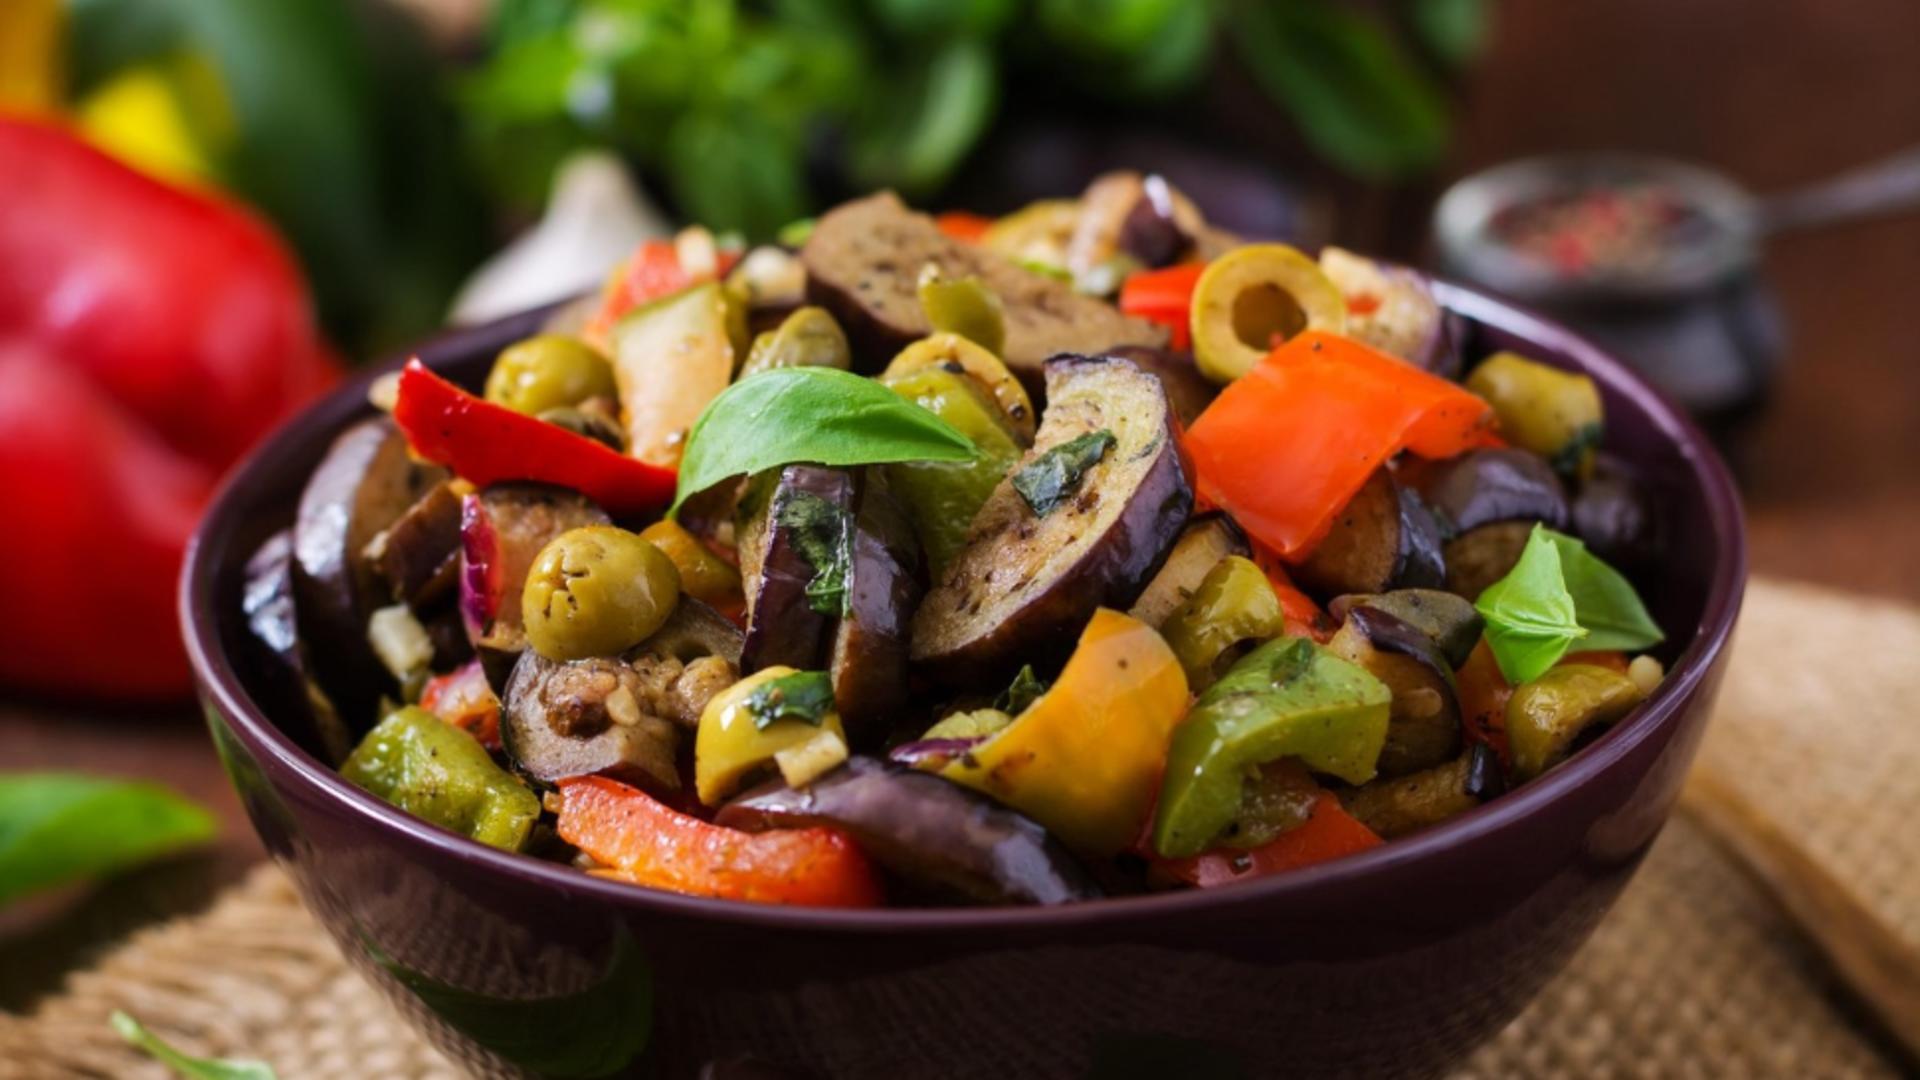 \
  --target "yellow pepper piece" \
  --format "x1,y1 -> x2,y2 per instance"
0,0 -> 61,113
695,667 -> 847,806
76,54 -> 233,187
941,608 -> 1190,855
